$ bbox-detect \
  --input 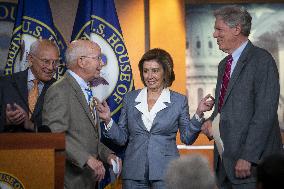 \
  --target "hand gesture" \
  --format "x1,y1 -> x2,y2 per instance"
94,97 -> 111,124
6,103 -> 28,125
86,156 -> 106,181
196,94 -> 214,116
